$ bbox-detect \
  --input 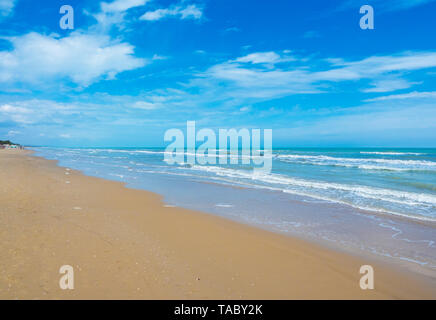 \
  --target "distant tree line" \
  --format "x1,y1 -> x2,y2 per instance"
0,140 -> 17,145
